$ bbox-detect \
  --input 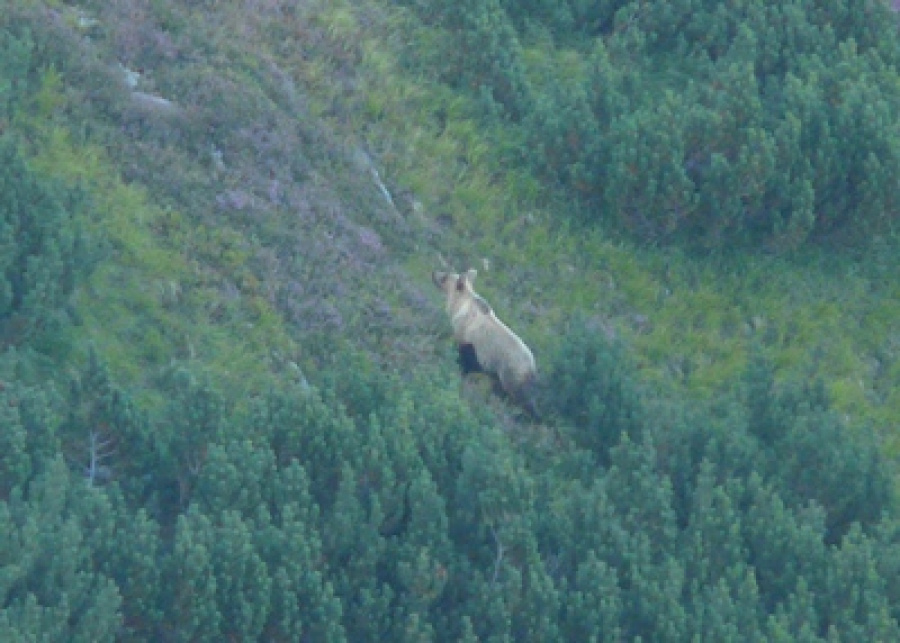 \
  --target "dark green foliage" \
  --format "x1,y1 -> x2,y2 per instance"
398,0 -> 533,118
546,317 -> 644,462
0,389 -> 32,497
775,405 -> 891,543
0,459 -> 124,642
0,357 -> 56,496
536,328 -> 899,640
0,138 -> 87,346
0,321 -> 898,640
401,0 -> 900,249
524,54 -> 600,191
0,28 -> 32,120
159,368 -> 225,497
559,550 -> 622,642
819,525 -> 900,640
577,1 -> 900,248
745,347 -> 788,443
744,350 -> 893,542
61,349 -> 153,493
